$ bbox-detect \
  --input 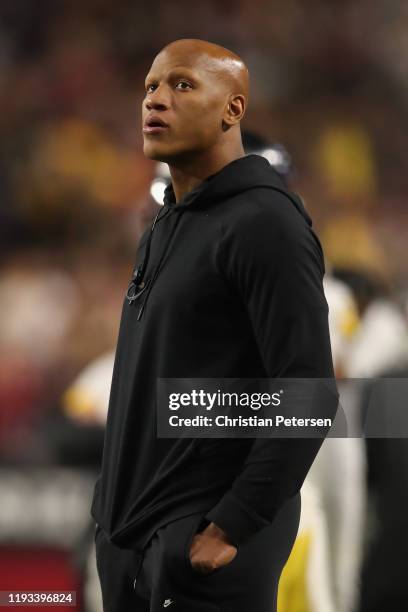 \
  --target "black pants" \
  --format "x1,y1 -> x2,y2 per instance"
95,492 -> 301,612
